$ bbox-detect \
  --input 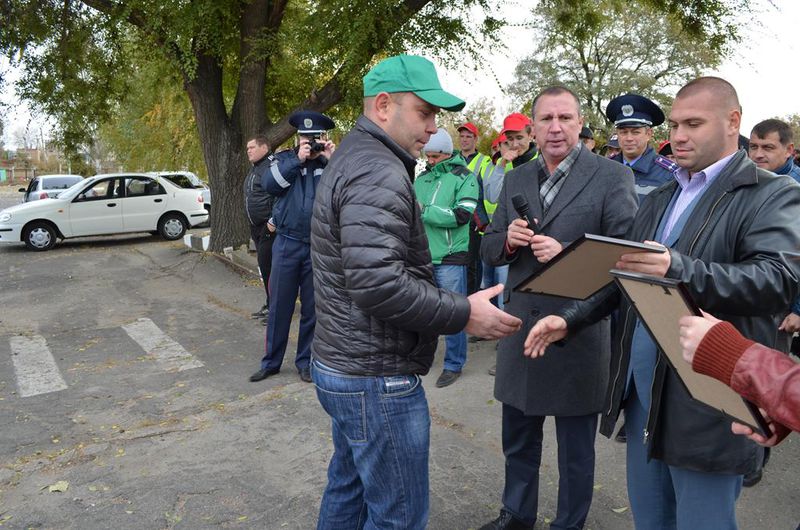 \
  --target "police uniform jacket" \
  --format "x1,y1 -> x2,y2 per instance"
613,146 -> 677,202
262,149 -> 328,243
560,150 -> 800,474
244,154 -> 276,226
310,115 -> 471,376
